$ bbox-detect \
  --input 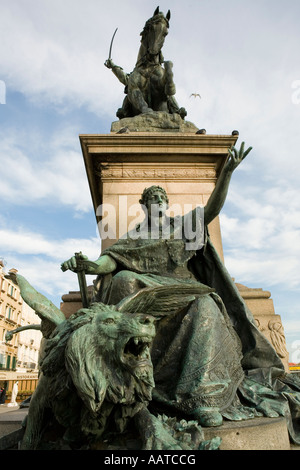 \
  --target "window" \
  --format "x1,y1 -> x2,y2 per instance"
0,354 -> 5,369
5,306 -> 15,322
6,306 -> 12,320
